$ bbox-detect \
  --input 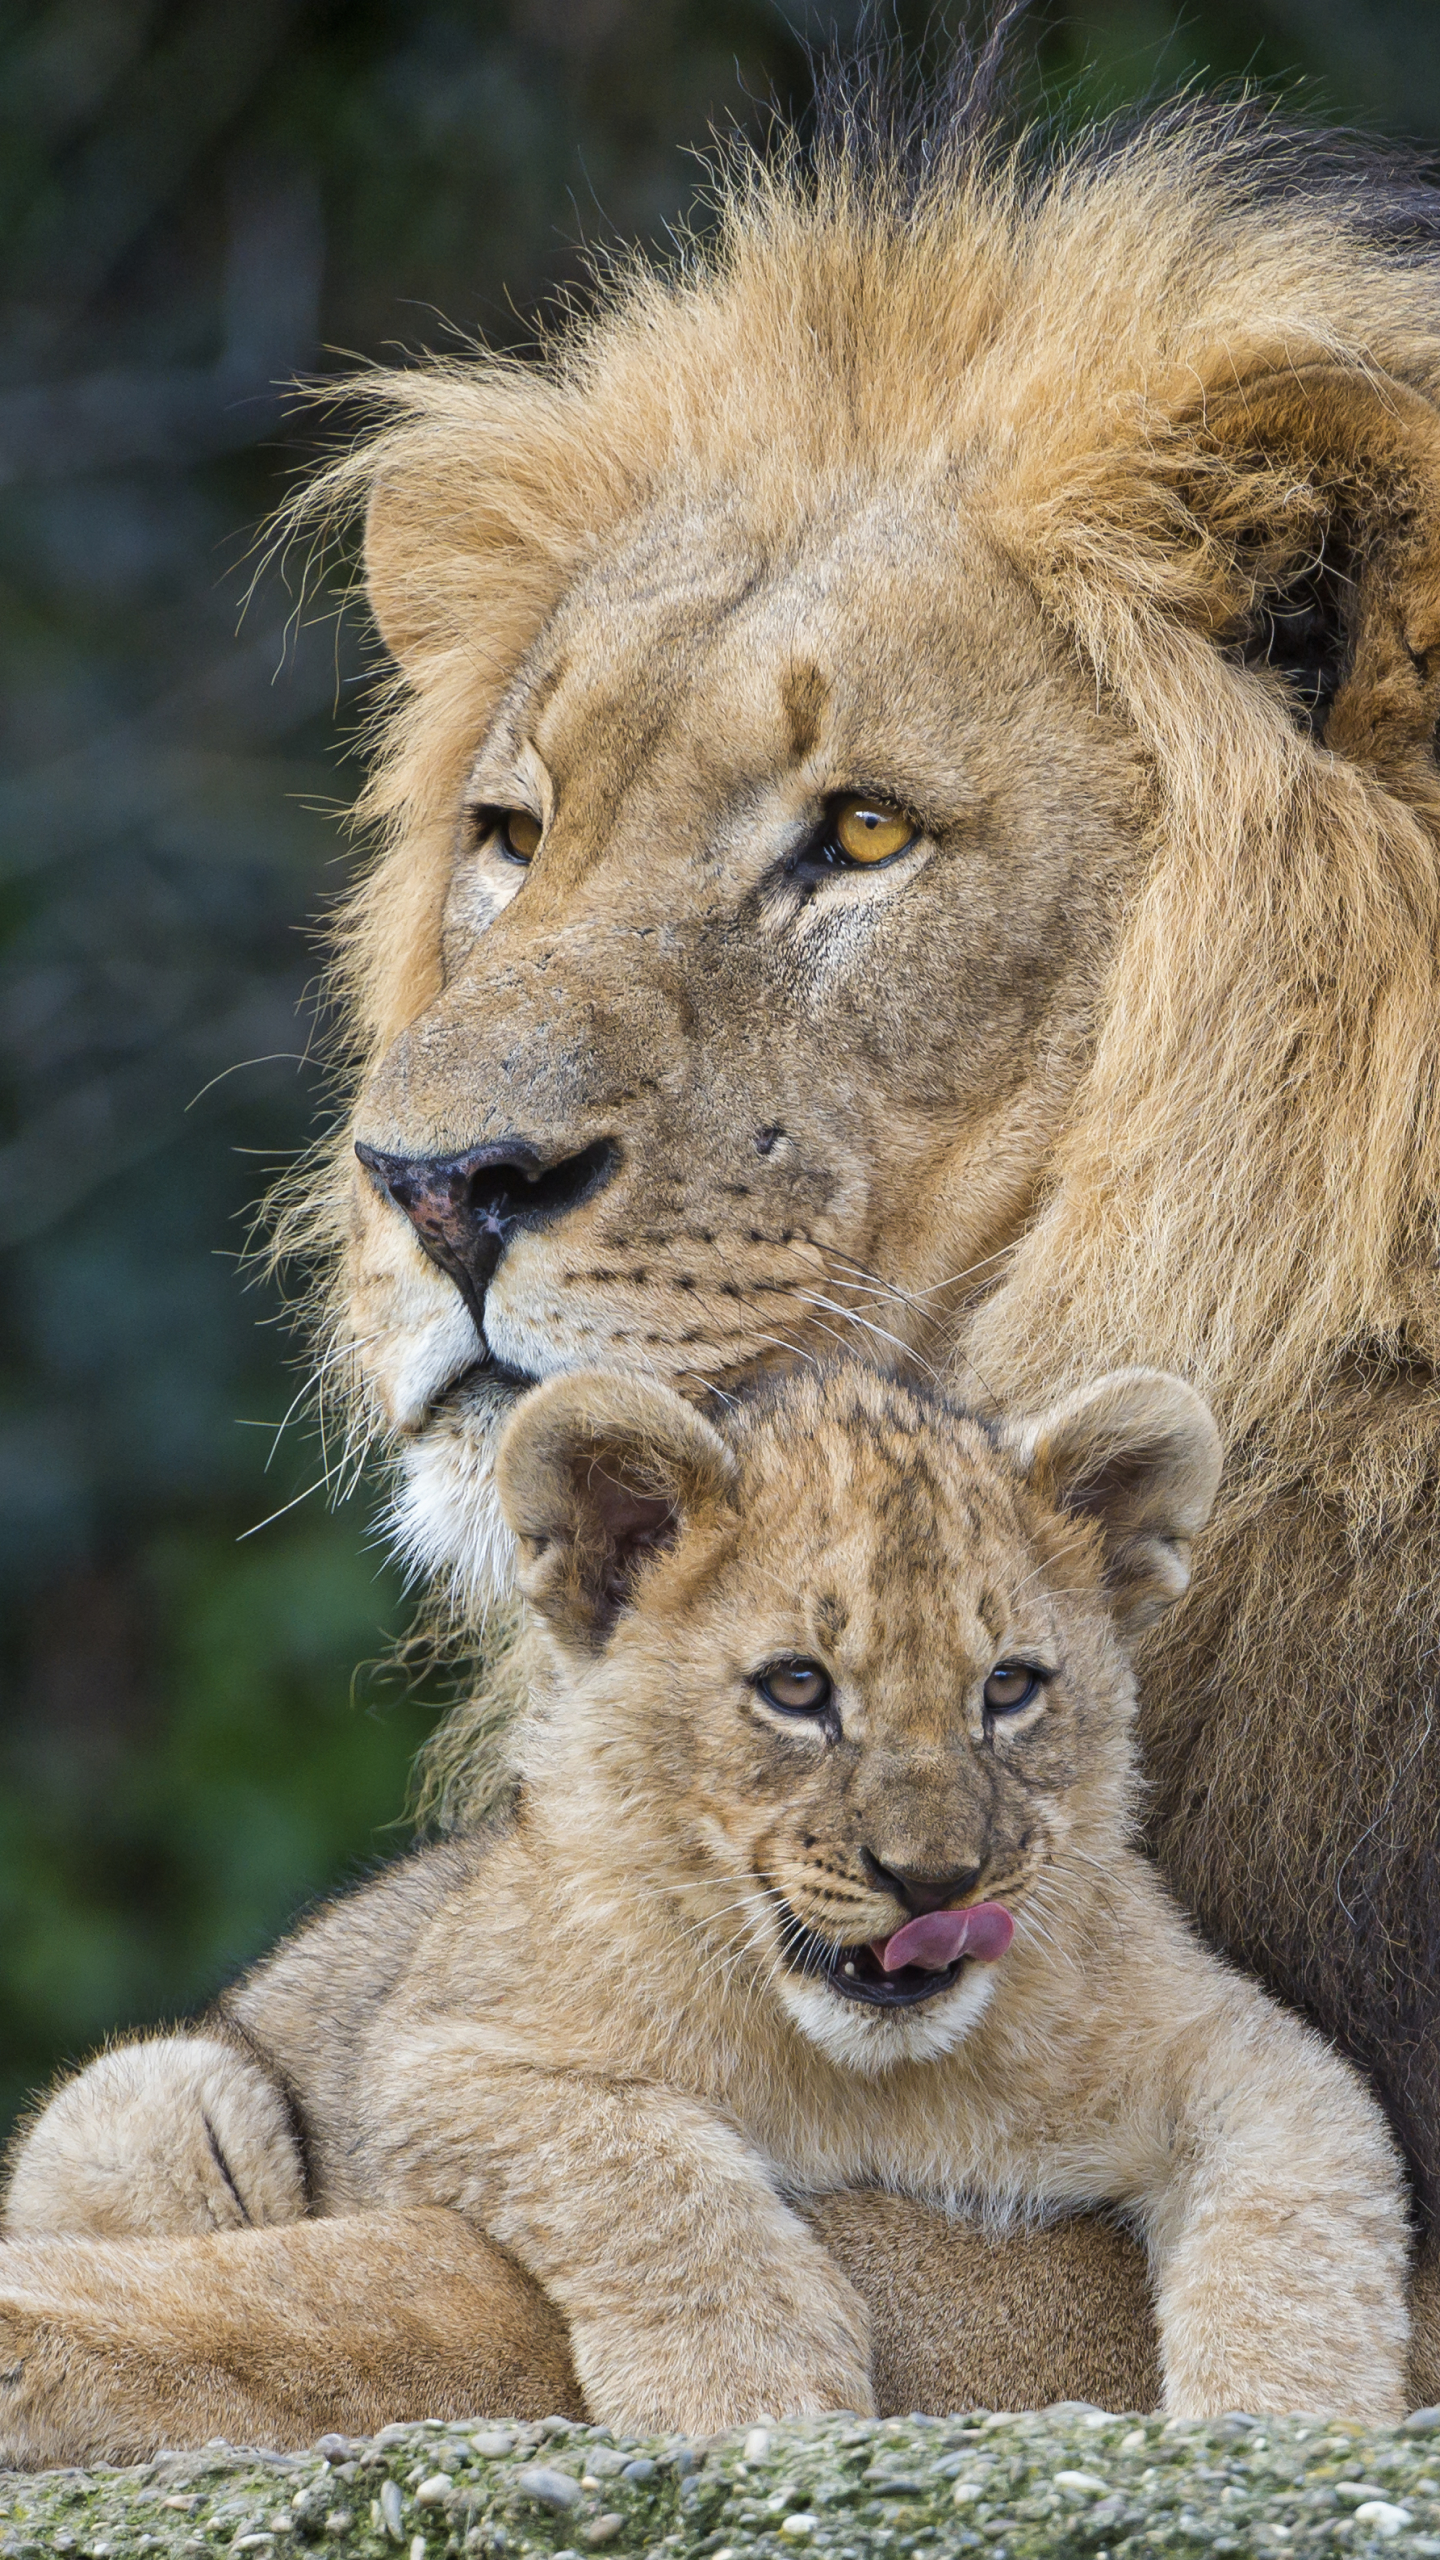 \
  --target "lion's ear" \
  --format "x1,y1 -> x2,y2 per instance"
359,377 -> 632,681
1184,361 -> 1440,782
494,1372 -> 738,1651
364,463 -> 573,683
1003,1369 -> 1222,1632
